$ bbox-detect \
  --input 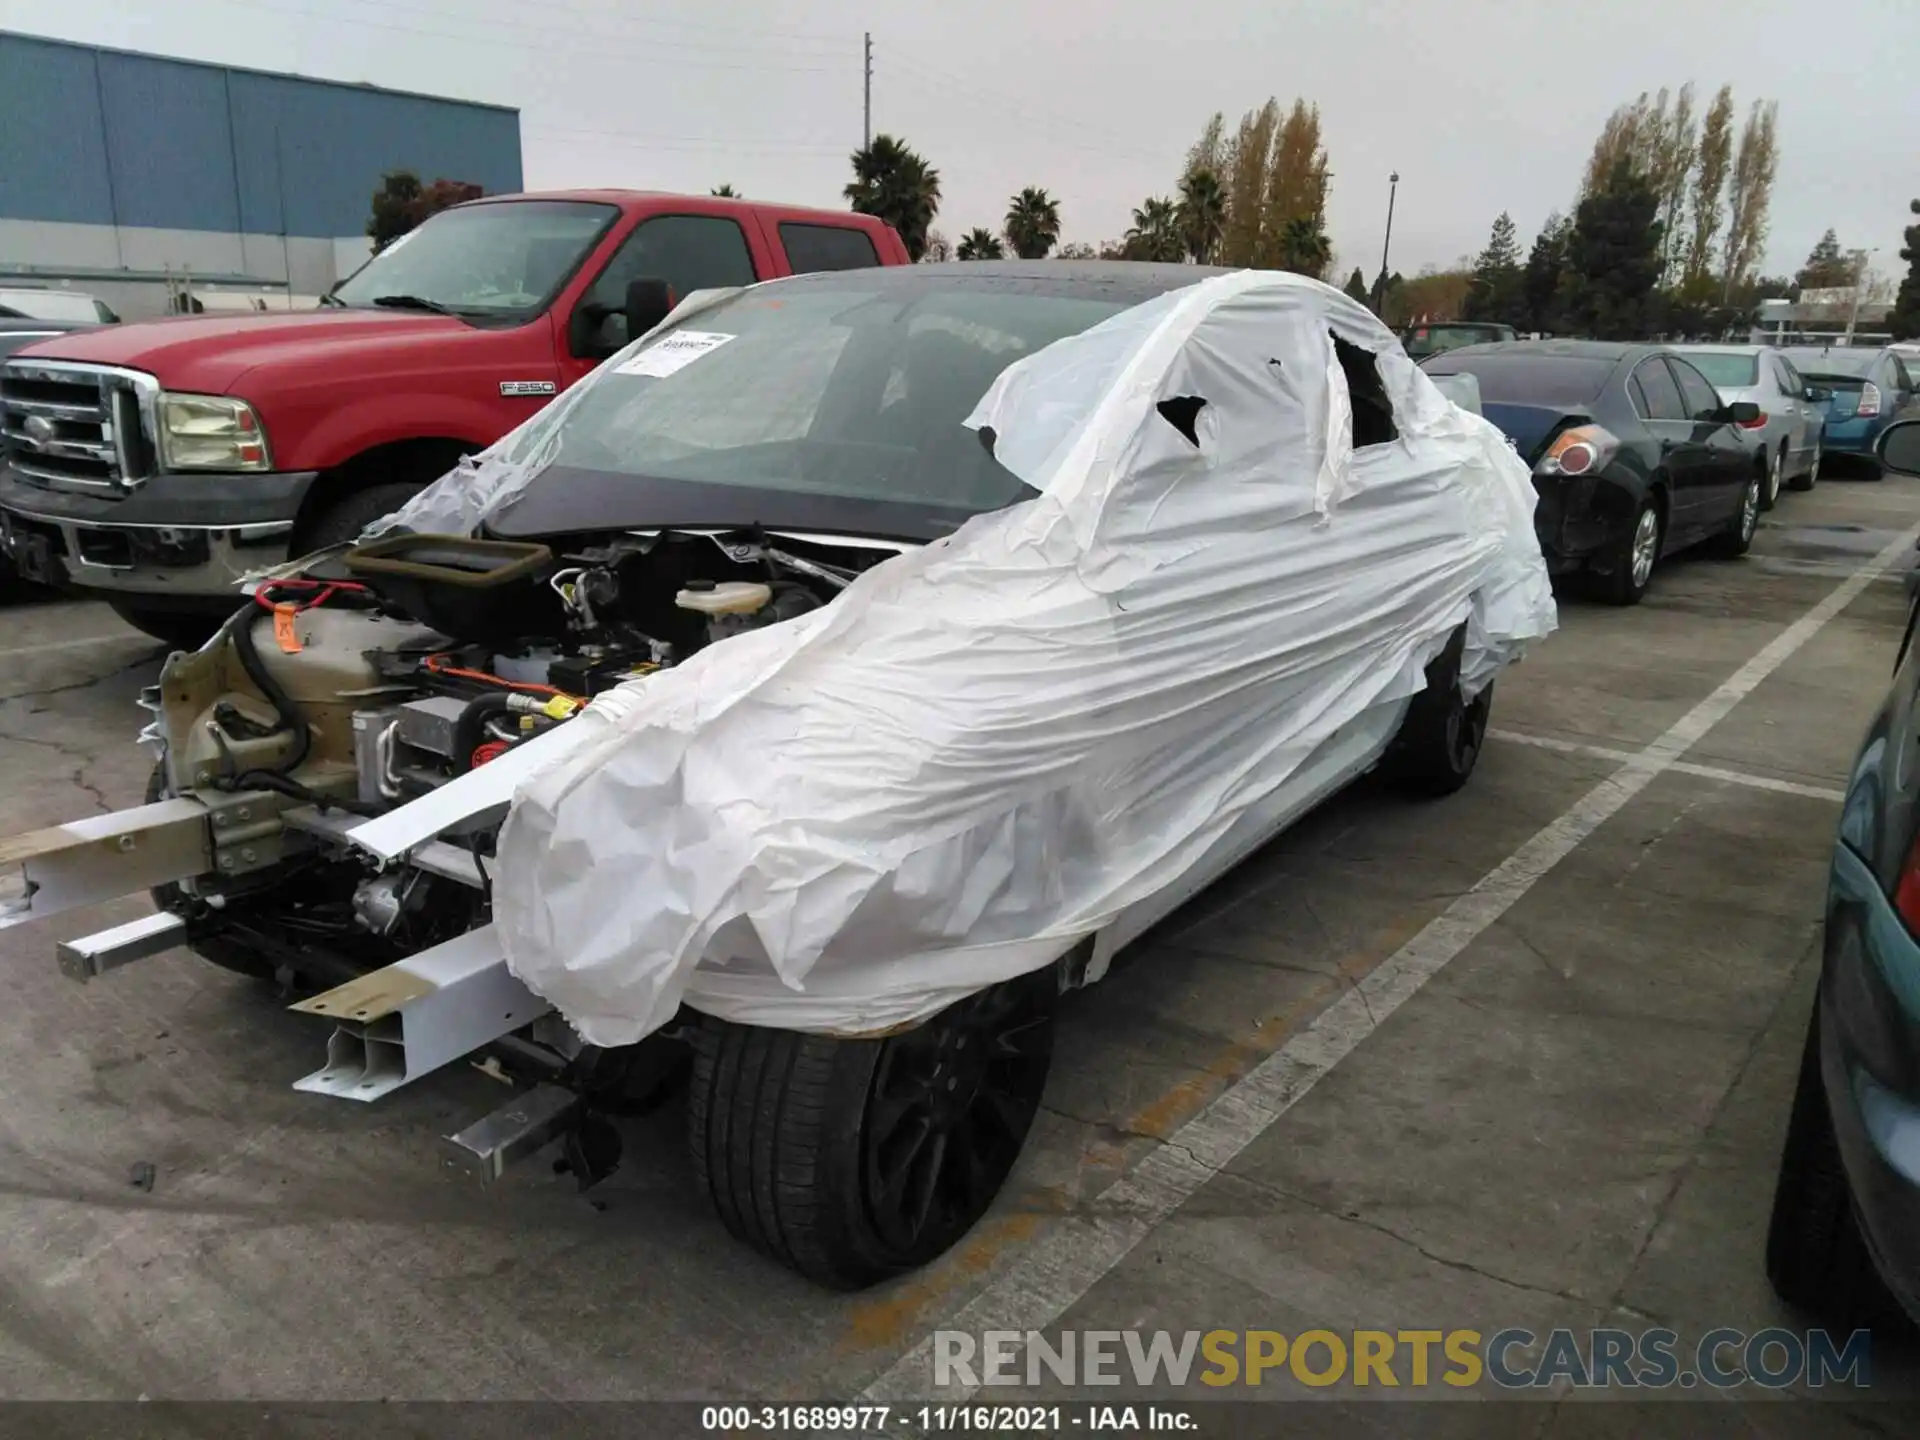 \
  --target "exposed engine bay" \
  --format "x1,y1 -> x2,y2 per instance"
131,525 -> 893,1165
